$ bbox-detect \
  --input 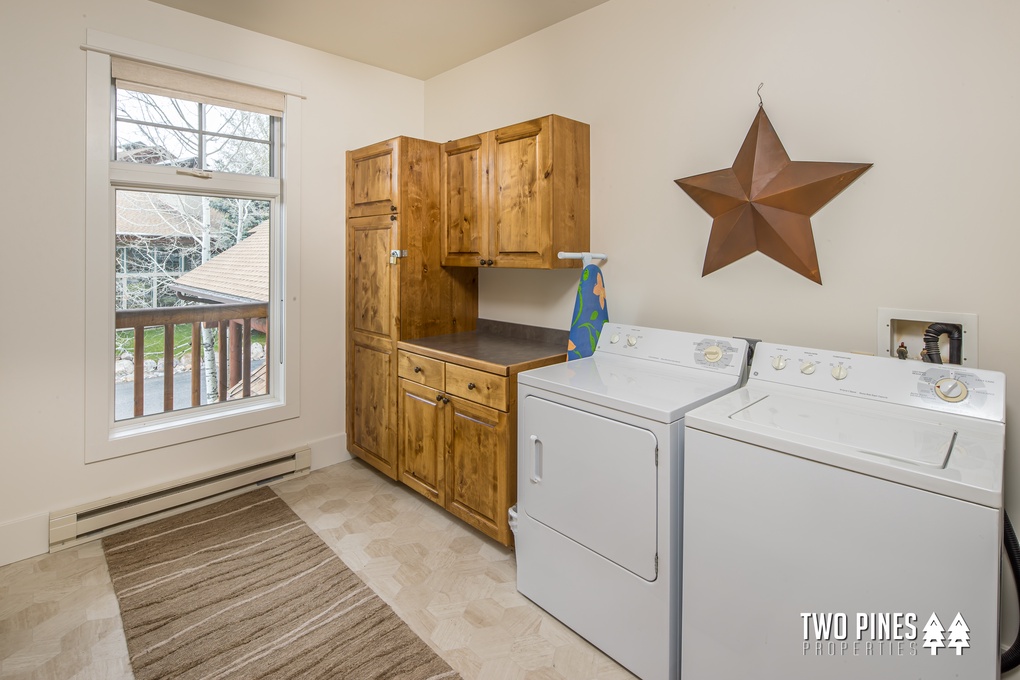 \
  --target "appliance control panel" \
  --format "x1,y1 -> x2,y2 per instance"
595,323 -> 748,376
749,342 -> 1005,422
